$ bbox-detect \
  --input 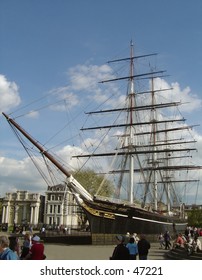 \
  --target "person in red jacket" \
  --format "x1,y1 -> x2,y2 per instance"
173,233 -> 185,249
25,235 -> 45,260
